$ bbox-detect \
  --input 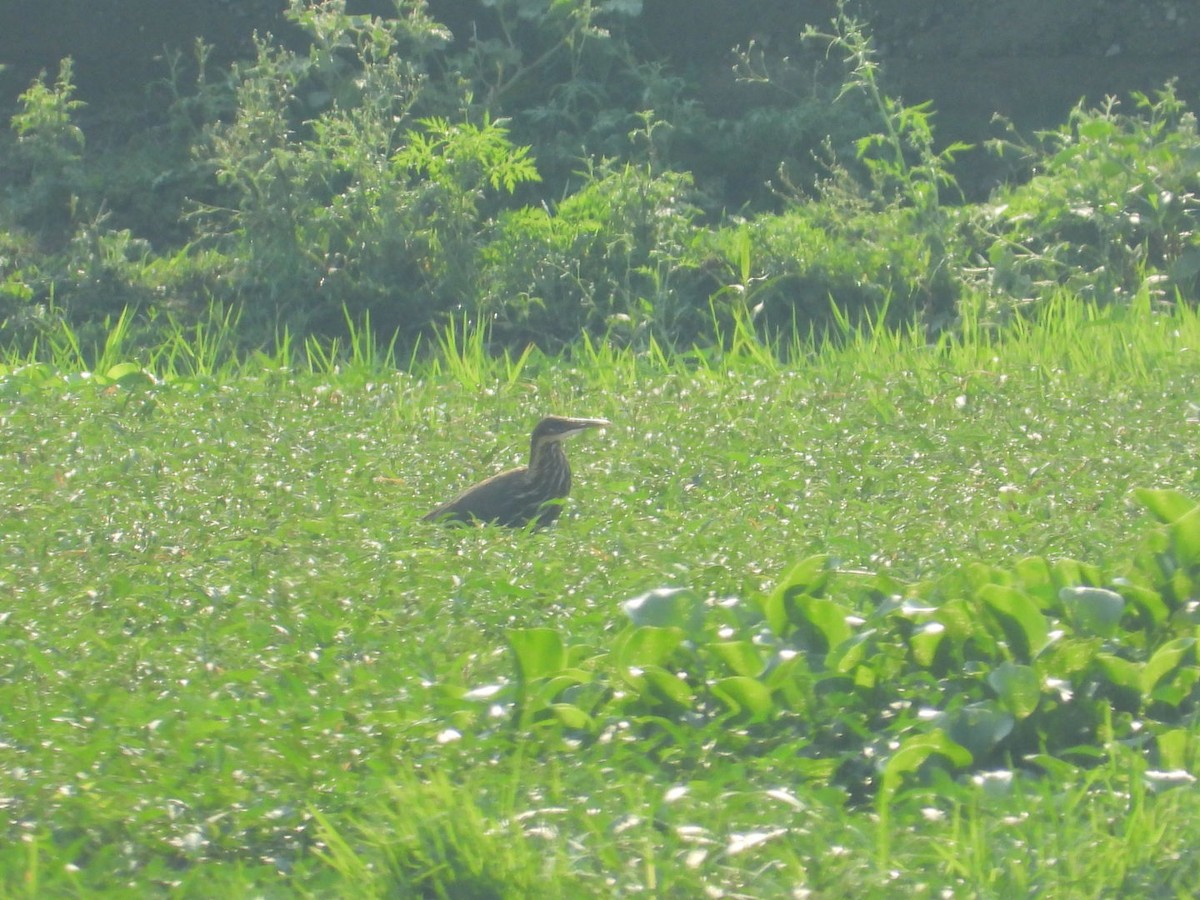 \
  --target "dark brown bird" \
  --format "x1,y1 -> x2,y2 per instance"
422,416 -> 610,527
